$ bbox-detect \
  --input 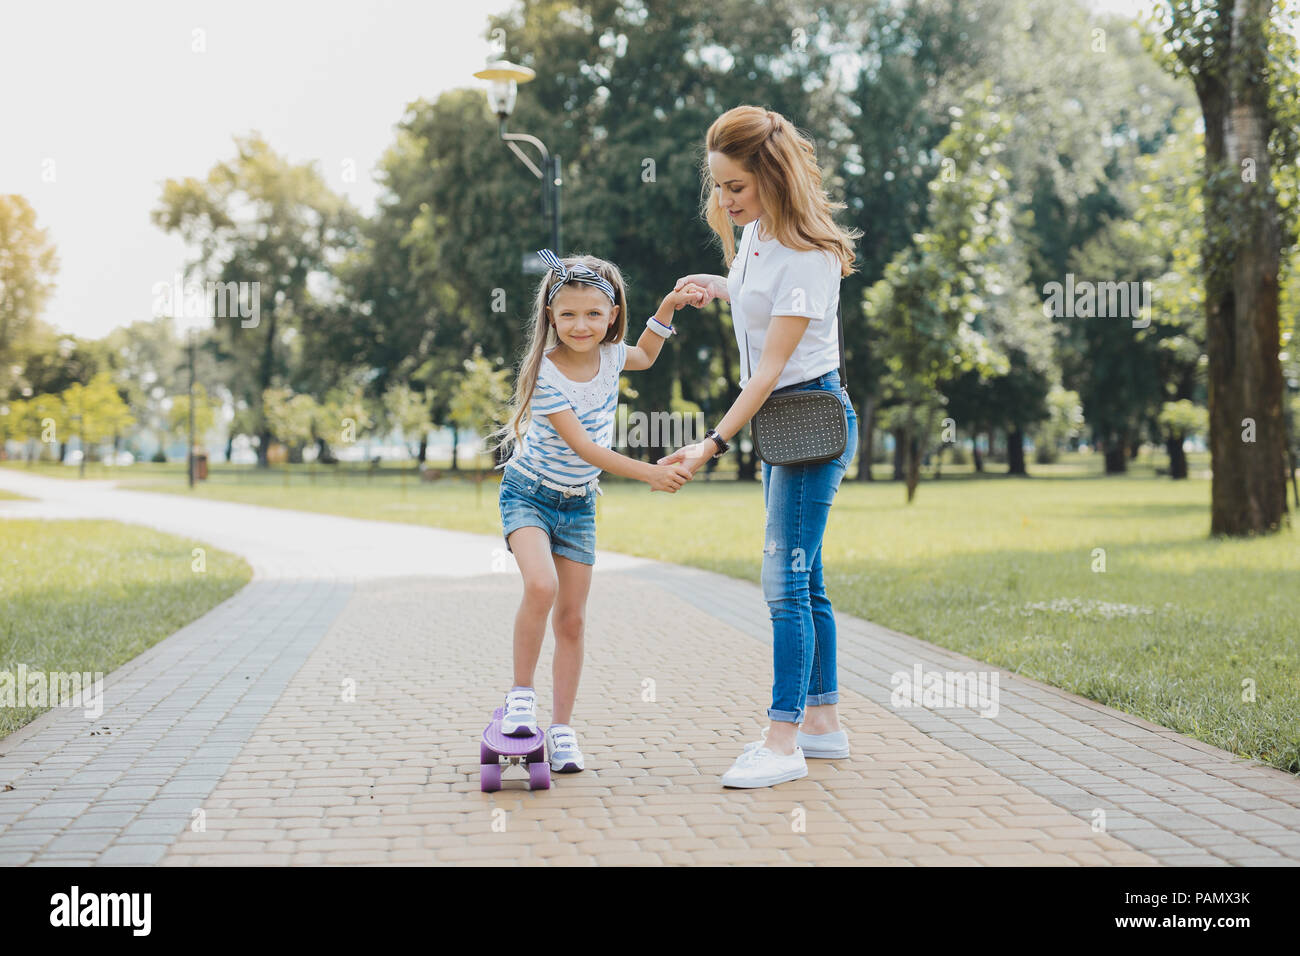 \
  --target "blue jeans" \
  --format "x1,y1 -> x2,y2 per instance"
759,369 -> 858,724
